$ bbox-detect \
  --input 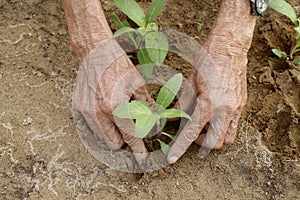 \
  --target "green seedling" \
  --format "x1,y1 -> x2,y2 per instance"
112,0 -> 168,77
113,73 -> 191,155
197,23 -> 203,32
269,0 -> 300,65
